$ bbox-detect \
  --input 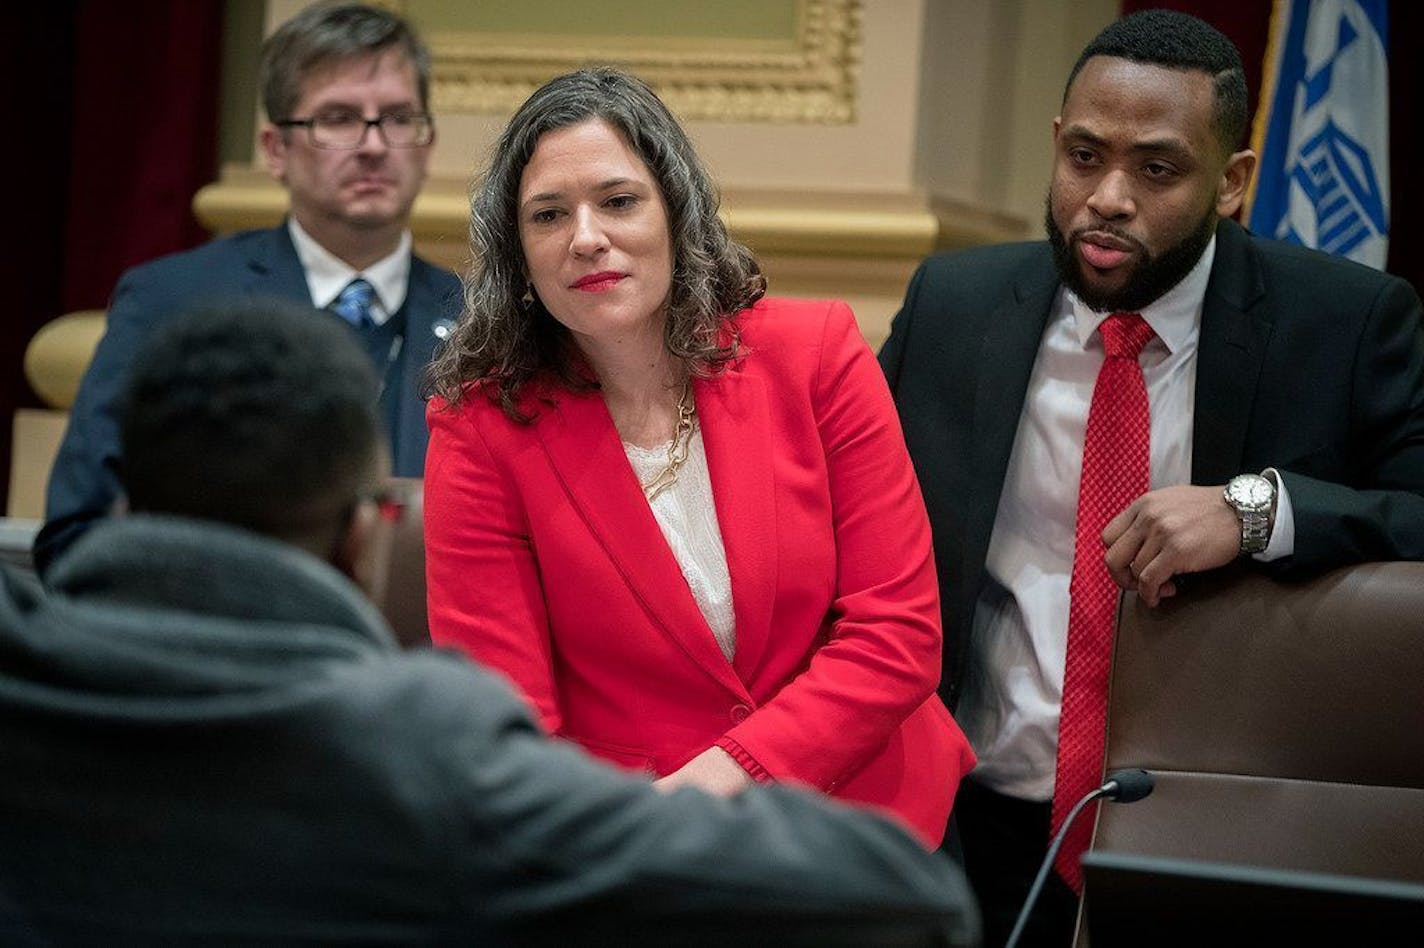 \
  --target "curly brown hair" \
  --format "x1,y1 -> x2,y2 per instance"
427,67 -> 766,420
